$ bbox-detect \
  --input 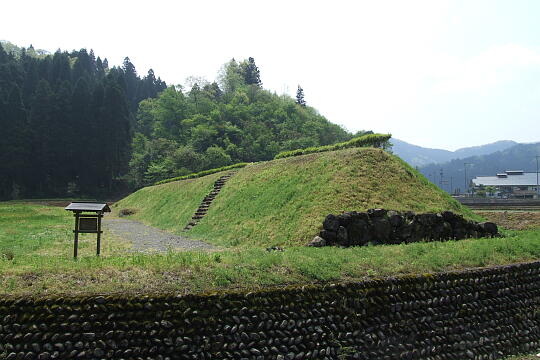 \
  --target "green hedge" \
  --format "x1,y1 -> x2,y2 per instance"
274,133 -> 392,159
154,163 -> 250,185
